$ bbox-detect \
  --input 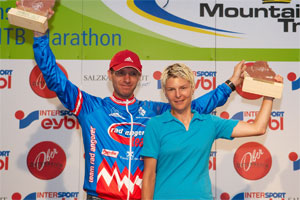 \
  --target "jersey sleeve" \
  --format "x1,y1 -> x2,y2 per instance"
191,83 -> 232,114
33,35 -> 83,116
140,118 -> 160,159
142,100 -> 170,115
